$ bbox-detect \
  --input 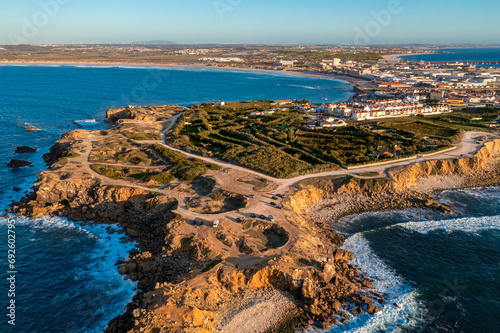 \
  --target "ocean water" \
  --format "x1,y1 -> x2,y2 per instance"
0,65 -> 353,332
325,187 -> 500,333
398,47 -> 500,67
